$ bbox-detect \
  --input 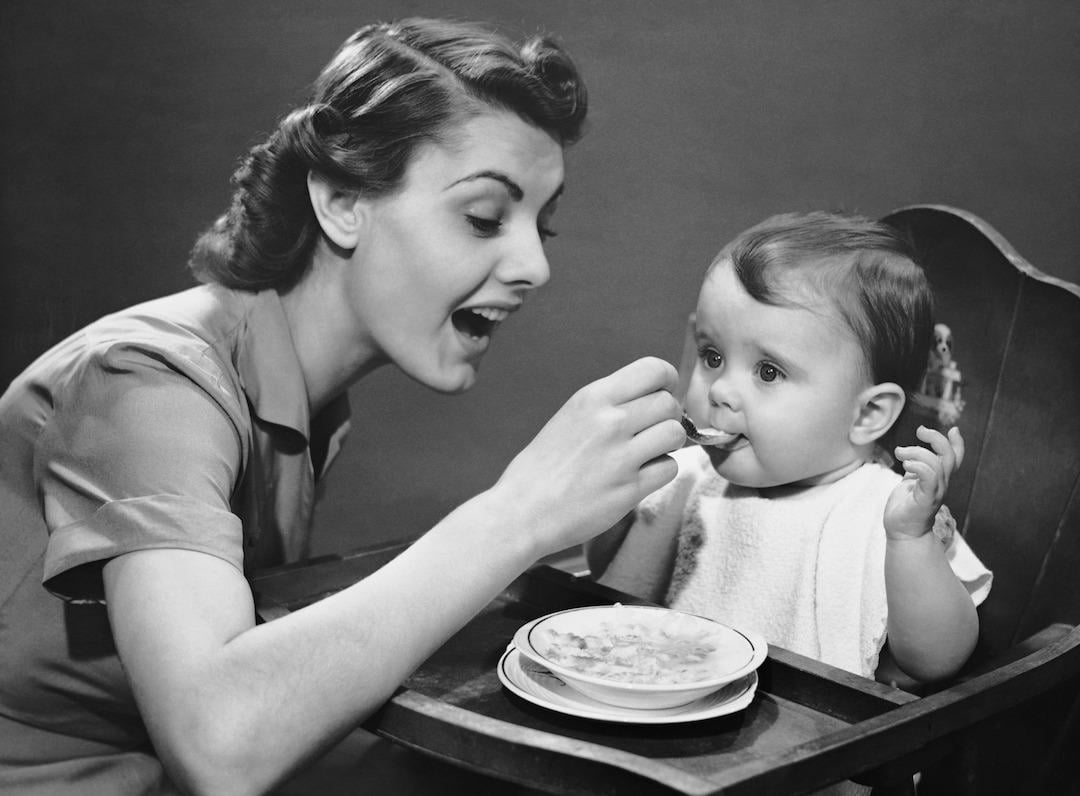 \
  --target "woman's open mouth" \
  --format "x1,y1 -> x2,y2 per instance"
452,307 -> 509,341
